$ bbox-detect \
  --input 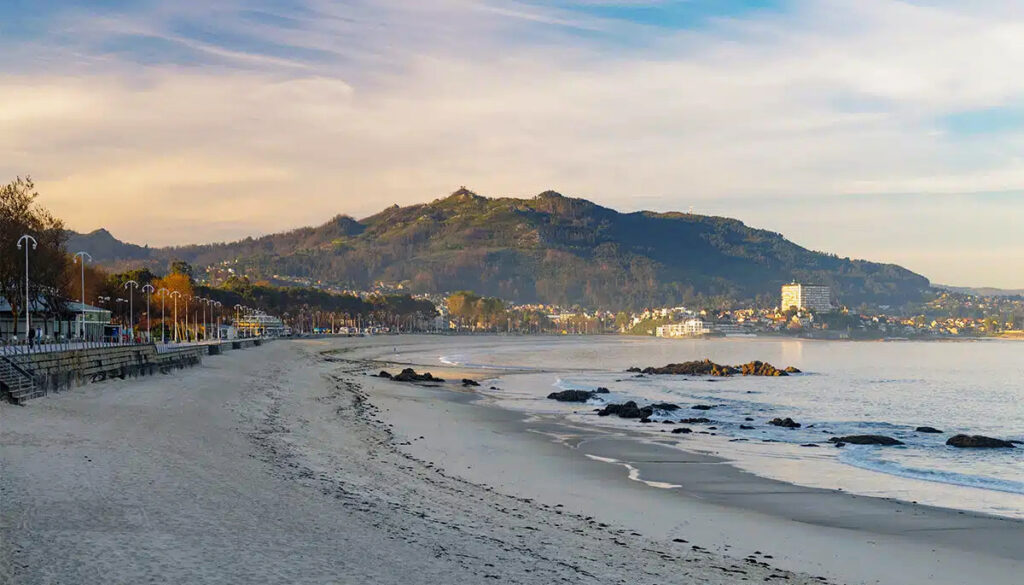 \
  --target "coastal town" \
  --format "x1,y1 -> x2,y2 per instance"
235,272 -> 1024,340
